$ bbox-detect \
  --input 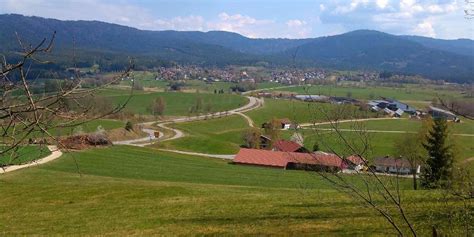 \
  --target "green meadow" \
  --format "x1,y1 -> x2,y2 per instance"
245,98 -> 374,126
101,89 -> 248,116
0,146 -> 51,166
0,146 -> 468,235
156,115 -> 248,154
